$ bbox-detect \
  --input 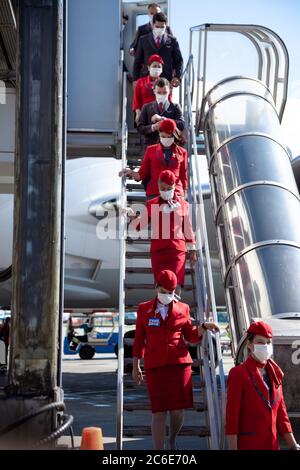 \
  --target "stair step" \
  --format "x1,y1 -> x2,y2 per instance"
124,376 -> 205,389
127,134 -> 142,141
125,267 -> 193,275
128,134 -> 142,144
124,303 -> 197,311
127,145 -> 143,153
126,251 -> 151,259
124,400 -> 207,412
126,183 -> 144,191
125,283 -> 194,291
127,145 -> 143,151
126,195 -> 146,203
125,302 -> 197,309
123,425 -> 210,437
127,151 -> 142,157
126,238 -> 150,244
127,160 -> 142,168
124,358 -> 202,367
